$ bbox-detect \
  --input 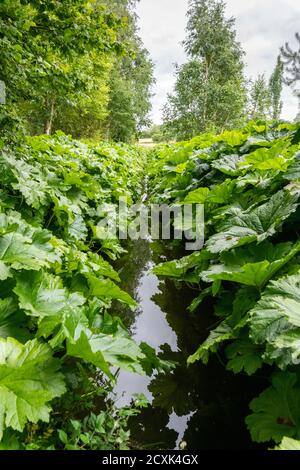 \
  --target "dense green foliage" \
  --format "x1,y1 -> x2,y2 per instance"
105,41 -> 154,142
1,0 -> 300,453
0,0 -> 119,135
0,133 -> 161,448
103,0 -> 154,142
0,0 -> 154,142
149,121 -> 300,447
163,0 -> 247,140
